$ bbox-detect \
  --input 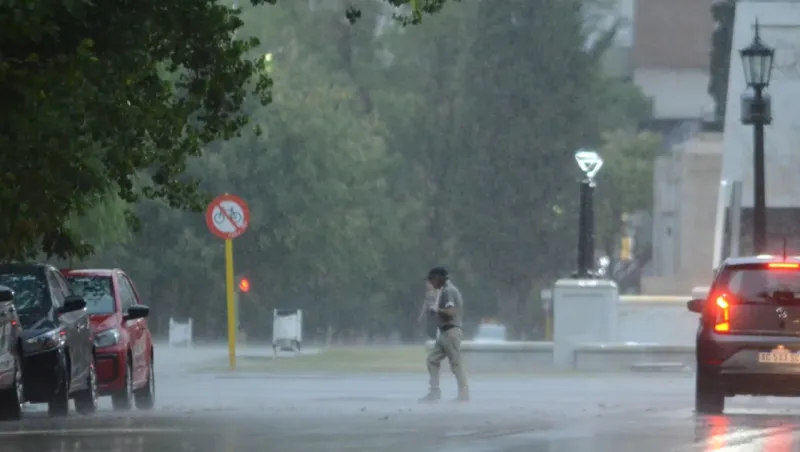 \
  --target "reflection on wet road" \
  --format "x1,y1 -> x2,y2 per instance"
691,410 -> 800,452
8,404 -> 800,452
3,345 -> 800,451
